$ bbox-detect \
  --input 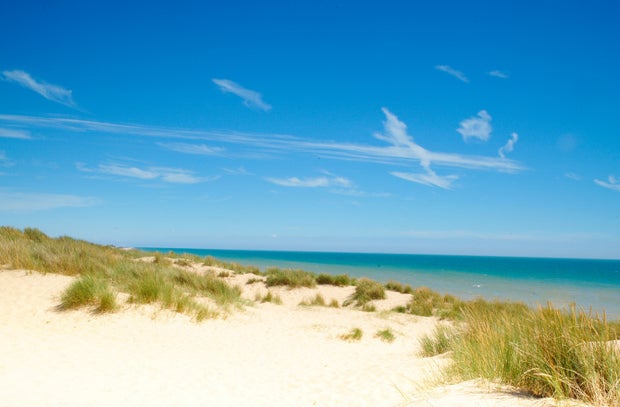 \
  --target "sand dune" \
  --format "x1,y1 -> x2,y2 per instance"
0,269 -> 567,406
